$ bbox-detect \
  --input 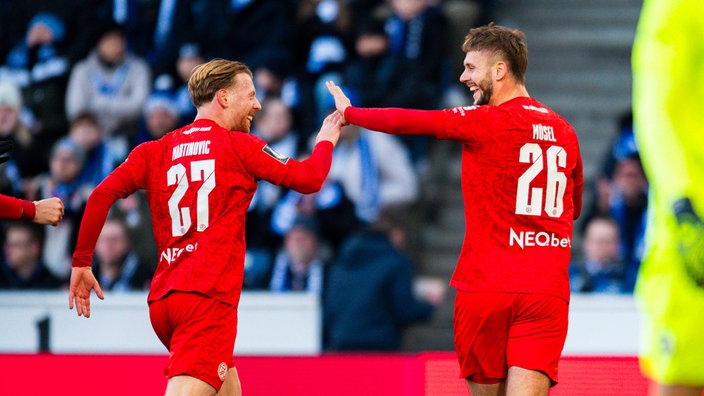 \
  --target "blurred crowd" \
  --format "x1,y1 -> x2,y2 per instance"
0,0 -> 642,350
0,0 -> 494,351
